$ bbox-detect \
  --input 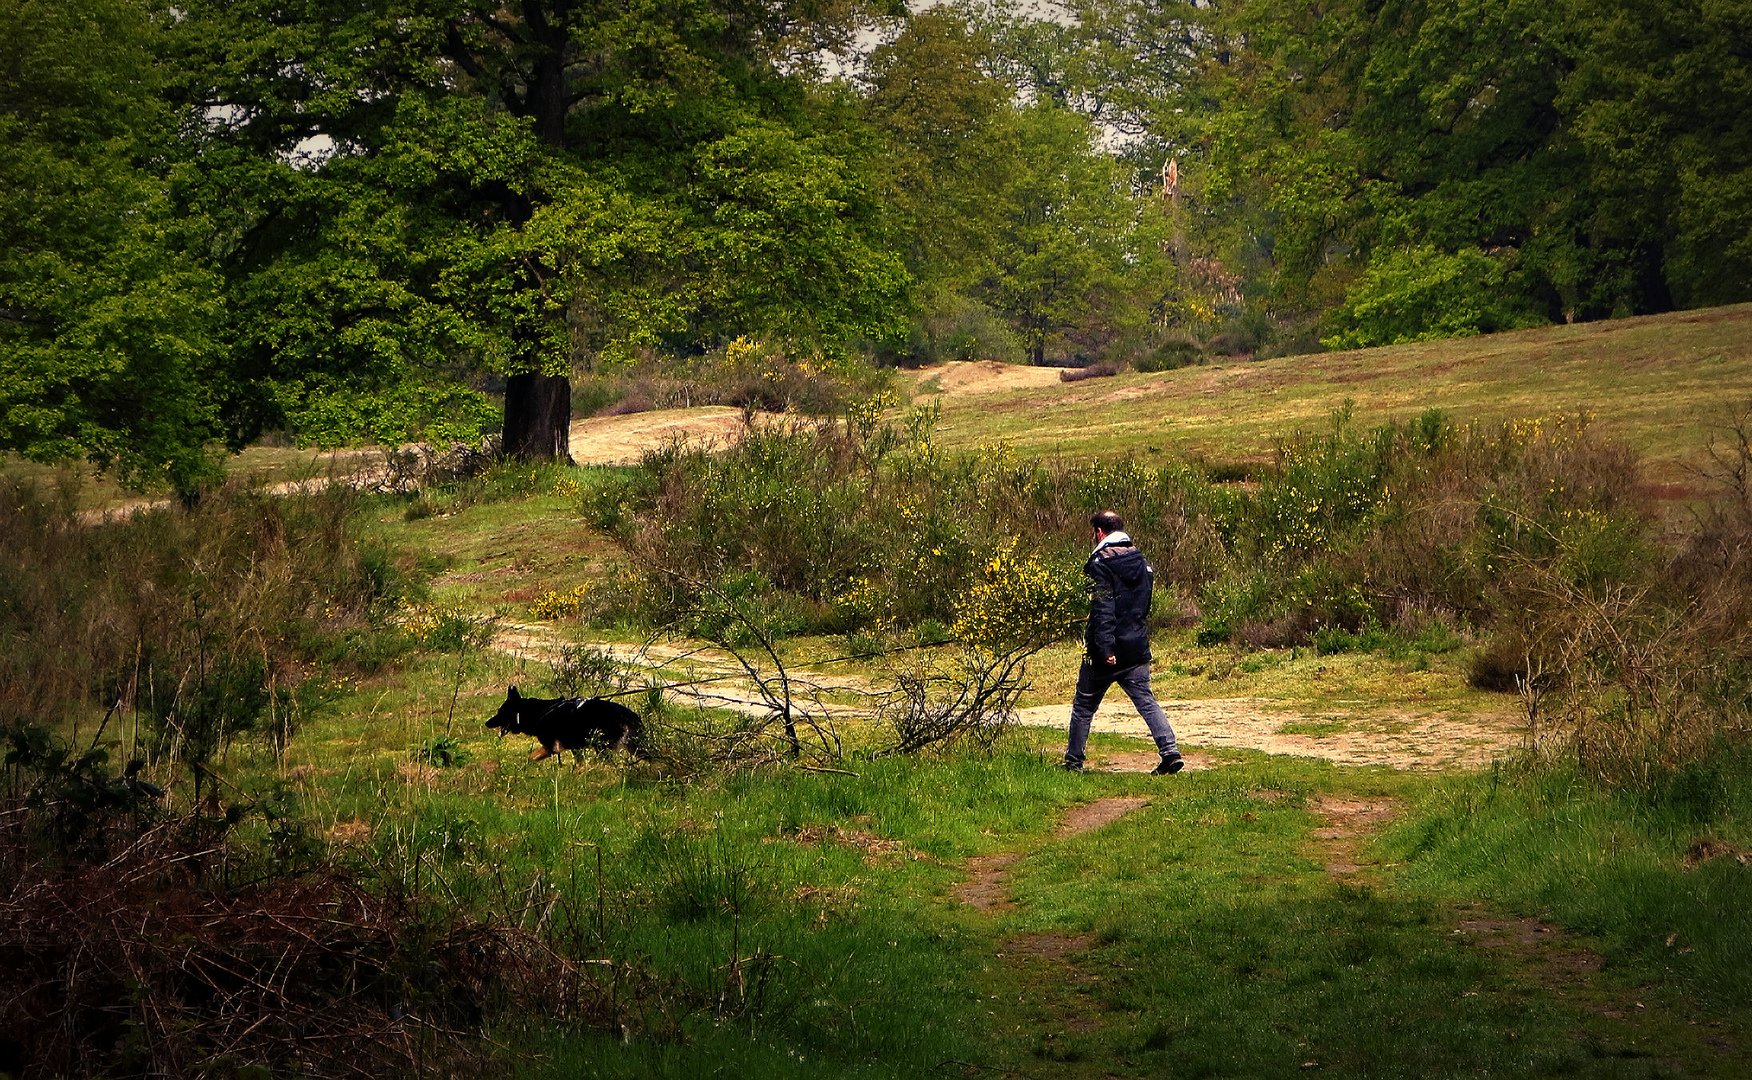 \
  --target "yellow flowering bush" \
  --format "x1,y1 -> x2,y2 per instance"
394,603 -> 494,650
831,575 -> 886,627
531,584 -> 591,620
951,540 -> 1083,648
